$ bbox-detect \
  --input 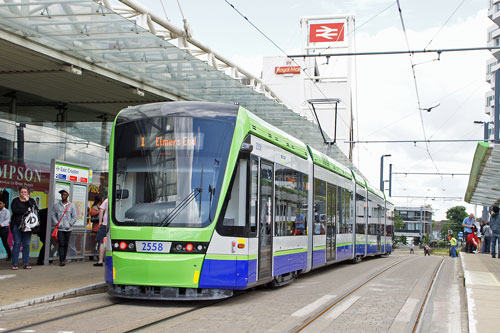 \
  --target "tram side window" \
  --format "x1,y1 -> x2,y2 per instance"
346,190 -> 353,233
313,178 -> 326,235
355,192 -> 366,234
336,187 -> 345,234
275,165 -> 308,236
327,184 -> 337,233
